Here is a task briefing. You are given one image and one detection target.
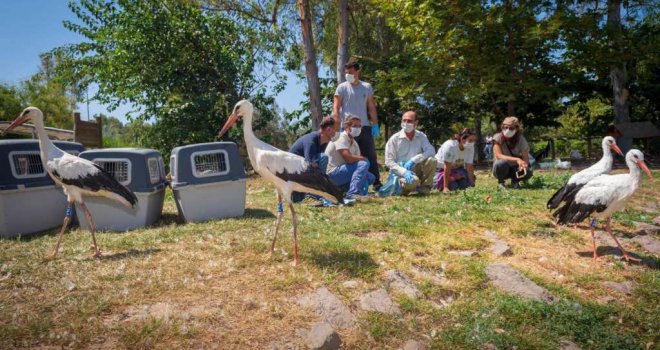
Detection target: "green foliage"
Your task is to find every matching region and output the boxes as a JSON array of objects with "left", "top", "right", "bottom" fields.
[
  {"left": 0, "top": 84, "right": 22, "bottom": 120},
  {"left": 557, "top": 98, "right": 613, "bottom": 138},
  {"left": 52, "top": 0, "right": 283, "bottom": 158}
]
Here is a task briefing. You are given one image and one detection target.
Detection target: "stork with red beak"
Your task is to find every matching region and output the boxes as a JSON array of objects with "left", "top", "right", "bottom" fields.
[
  {"left": 217, "top": 100, "right": 344, "bottom": 266},
  {"left": 547, "top": 136, "right": 624, "bottom": 210},
  {"left": 553, "top": 149, "right": 653, "bottom": 262},
  {"left": 1, "top": 107, "right": 137, "bottom": 259}
]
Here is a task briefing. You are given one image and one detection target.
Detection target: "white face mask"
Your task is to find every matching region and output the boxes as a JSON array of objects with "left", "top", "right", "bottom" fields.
[
  {"left": 349, "top": 126, "right": 362, "bottom": 137},
  {"left": 502, "top": 128, "right": 517, "bottom": 138},
  {"left": 345, "top": 74, "right": 355, "bottom": 84},
  {"left": 330, "top": 131, "right": 340, "bottom": 142},
  {"left": 401, "top": 122, "right": 415, "bottom": 133}
]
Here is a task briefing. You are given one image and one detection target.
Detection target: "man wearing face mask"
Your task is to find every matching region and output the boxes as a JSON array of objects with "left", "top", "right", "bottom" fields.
[
  {"left": 435, "top": 128, "right": 477, "bottom": 192},
  {"left": 289, "top": 116, "right": 338, "bottom": 202},
  {"left": 325, "top": 115, "right": 376, "bottom": 199},
  {"left": 384, "top": 111, "right": 437, "bottom": 195},
  {"left": 492, "top": 116, "right": 533, "bottom": 189},
  {"left": 332, "top": 60, "right": 382, "bottom": 190}
]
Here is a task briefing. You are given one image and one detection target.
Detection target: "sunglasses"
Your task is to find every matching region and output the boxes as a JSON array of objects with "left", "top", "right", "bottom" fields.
[{"left": 502, "top": 126, "right": 517, "bottom": 131}]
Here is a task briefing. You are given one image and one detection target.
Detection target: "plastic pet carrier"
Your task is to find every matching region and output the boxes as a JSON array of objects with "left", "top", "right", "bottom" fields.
[
  {"left": 76, "top": 148, "right": 166, "bottom": 231},
  {"left": 170, "top": 142, "right": 246, "bottom": 222},
  {"left": 0, "top": 140, "right": 84, "bottom": 237}
]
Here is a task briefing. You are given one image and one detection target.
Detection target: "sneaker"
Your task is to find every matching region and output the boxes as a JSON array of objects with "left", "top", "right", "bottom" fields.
[
  {"left": 343, "top": 197, "right": 357, "bottom": 206},
  {"left": 510, "top": 182, "right": 521, "bottom": 189},
  {"left": 498, "top": 183, "right": 506, "bottom": 190}
]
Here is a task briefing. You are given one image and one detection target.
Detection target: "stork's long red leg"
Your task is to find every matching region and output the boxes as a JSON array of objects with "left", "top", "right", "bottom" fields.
[
  {"left": 269, "top": 193, "right": 284, "bottom": 257},
  {"left": 289, "top": 202, "right": 299, "bottom": 266},
  {"left": 605, "top": 218, "right": 641, "bottom": 262},
  {"left": 46, "top": 200, "right": 74, "bottom": 260},
  {"left": 589, "top": 219, "right": 599, "bottom": 262},
  {"left": 80, "top": 202, "right": 101, "bottom": 258}
]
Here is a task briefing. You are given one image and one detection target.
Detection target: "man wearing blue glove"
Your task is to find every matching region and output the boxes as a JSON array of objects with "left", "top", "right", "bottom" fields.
[
  {"left": 384, "top": 111, "right": 437, "bottom": 195},
  {"left": 332, "top": 60, "right": 382, "bottom": 190}
]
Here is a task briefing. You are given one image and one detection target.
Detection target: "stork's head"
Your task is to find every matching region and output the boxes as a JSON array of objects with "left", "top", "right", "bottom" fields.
[
  {"left": 602, "top": 136, "right": 623, "bottom": 156},
  {"left": 217, "top": 100, "right": 253, "bottom": 139},
  {"left": 626, "top": 149, "right": 653, "bottom": 180},
  {"left": 1, "top": 107, "right": 44, "bottom": 135}
]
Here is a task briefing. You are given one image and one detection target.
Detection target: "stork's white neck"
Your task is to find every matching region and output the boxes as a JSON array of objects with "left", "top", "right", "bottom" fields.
[
  {"left": 593, "top": 142, "right": 614, "bottom": 170},
  {"left": 626, "top": 158, "right": 642, "bottom": 190},
  {"left": 31, "top": 119, "right": 61, "bottom": 169},
  {"left": 241, "top": 111, "right": 257, "bottom": 165}
]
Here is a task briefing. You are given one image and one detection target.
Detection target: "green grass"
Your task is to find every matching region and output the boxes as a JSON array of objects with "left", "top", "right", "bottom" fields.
[{"left": 0, "top": 169, "right": 658, "bottom": 349}]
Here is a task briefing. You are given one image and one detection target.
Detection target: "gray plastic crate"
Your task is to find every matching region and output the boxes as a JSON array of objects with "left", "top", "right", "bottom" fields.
[
  {"left": 0, "top": 139, "right": 85, "bottom": 238},
  {"left": 170, "top": 142, "right": 246, "bottom": 222},
  {"left": 76, "top": 148, "right": 166, "bottom": 231}
]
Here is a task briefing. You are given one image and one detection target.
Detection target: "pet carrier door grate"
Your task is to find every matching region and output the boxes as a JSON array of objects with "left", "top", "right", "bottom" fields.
[
  {"left": 192, "top": 150, "right": 229, "bottom": 177},
  {"left": 9, "top": 152, "right": 45, "bottom": 178},
  {"left": 93, "top": 159, "right": 131, "bottom": 185}
]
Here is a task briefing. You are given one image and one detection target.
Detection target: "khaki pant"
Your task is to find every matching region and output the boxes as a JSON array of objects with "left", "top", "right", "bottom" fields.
[{"left": 400, "top": 157, "right": 438, "bottom": 195}]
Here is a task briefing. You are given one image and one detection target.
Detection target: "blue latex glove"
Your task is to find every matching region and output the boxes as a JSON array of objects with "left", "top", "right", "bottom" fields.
[
  {"left": 403, "top": 160, "right": 415, "bottom": 170},
  {"left": 371, "top": 123, "right": 380, "bottom": 138},
  {"left": 403, "top": 170, "right": 416, "bottom": 184}
]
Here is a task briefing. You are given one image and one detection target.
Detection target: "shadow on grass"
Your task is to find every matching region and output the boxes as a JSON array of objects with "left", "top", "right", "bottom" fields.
[
  {"left": 310, "top": 249, "right": 379, "bottom": 279},
  {"left": 577, "top": 247, "right": 659, "bottom": 269},
  {"left": 99, "top": 248, "right": 162, "bottom": 261},
  {"left": 243, "top": 208, "right": 276, "bottom": 219},
  {"left": 156, "top": 212, "right": 183, "bottom": 226}
]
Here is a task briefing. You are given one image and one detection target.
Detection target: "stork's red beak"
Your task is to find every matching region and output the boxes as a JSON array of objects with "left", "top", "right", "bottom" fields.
[
  {"left": 217, "top": 113, "right": 238, "bottom": 139},
  {"left": 637, "top": 160, "right": 653, "bottom": 180},
  {"left": 610, "top": 144, "right": 624, "bottom": 156},
  {"left": 1, "top": 115, "right": 30, "bottom": 136}
]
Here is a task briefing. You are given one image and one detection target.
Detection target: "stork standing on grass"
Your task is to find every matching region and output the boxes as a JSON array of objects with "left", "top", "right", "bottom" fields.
[
  {"left": 553, "top": 149, "right": 653, "bottom": 262},
  {"left": 2, "top": 107, "right": 137, "bottom": 259},
  {"left": 547, "top": 136, "right": 624, "bottom": 210},
  {"left": 217, "top": 100, "right": 344, "bottom": 266}
]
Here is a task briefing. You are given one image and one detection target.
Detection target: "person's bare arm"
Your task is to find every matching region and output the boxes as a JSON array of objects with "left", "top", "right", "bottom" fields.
[
  {"left": 493, "top": 143, "right": 524, "bottom": 165},
  {"left": 367, "top": 95, "right": 378, "bottom": 124},
  {"left": 520, "top": 150, "right": 530, "bottom": 169},
  {"left": 332, "top": 95, "right": 341, "bottom": 131},
  {"left": 339, "top": 148, "right": 365, "bottom": 164}
]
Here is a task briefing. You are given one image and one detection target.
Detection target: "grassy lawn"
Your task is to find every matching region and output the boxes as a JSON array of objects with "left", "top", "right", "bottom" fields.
[{"left": 1, "top": 169, "right": 658, "bottom": 349}]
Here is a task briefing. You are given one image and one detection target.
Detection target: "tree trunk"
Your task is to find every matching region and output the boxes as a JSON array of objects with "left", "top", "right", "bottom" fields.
[
  {"left": 607, "top": 0, "right": 632, "bottom": 152},
  {"left": 336, "top": 0, "right": 349, "bottom": 84},
  {"left": 474, "top": 116, "right": 482, "bottom": 164},
  {"left": 298, "top": 0, "right": 323, "bottom": 129},
  {"left": 507, "top": 101, "right": 515, "bottom": 116}
]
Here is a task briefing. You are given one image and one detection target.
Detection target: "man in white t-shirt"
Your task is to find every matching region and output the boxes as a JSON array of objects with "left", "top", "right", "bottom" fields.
[
  {"left": 325, "top": 115, "right": 375, "bottom": 199},
  {"left": 435, "top": 128, "right": 477, "bottom": 192}
]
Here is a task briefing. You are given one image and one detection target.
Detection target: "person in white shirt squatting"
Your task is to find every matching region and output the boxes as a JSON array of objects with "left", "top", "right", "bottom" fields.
[
  {"left": 435, "top": 128, "right": 477, "bottom": 193},
  {"left": 384, "top": 111, "right": 437, "bottom": 195},
  {"left": 325, "top": 115, "right": 376, "bottom": 199}
]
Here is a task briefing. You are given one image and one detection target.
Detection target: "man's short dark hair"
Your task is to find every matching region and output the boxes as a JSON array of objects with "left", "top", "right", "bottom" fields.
[
  {"left": 344, "top": 61, "right": 360, "bottom": 70},
  {"left": 320, "top": 116, "right": 335, "bottom": 129}
]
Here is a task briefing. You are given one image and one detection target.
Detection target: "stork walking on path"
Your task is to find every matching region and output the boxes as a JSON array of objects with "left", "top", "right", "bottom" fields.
[
  {"left": 2, "top": 107, "right": 137, "bottom": 259},
  {"left": 217, "top": 100, "right": 344, "bottom": 266},
  {"left": 553, "top": 149, "right": 653, "bottom": 262},
  {"left": 547, "top": 136, "right": 623, "bottom": 210}
]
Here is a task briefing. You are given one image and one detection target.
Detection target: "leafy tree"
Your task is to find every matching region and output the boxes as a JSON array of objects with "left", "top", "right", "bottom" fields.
[
  {"left": 52, "top": 0, "right": 281, "bottom": 159},
  {"left": 0, "top": 84, "right": 22, "bottom": 120}
]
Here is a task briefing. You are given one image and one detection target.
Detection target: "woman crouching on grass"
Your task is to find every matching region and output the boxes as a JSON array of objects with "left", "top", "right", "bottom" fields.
[
  {"left": 492, "top": 116, "right": 533, "bottom": 189},
  {"left": 435, "top": 128, "right": 477, "bottom": 193}
]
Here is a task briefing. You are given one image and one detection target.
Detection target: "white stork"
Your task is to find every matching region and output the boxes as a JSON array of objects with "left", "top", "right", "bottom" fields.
[
  {"left": 547, "top": 136, "right": 624, "bottom": 210},
  {"left": 553, "top": 149, "right": 653, "bottom": 262},
  {"left": 217, "top": 100, "right": 344, "bottom": 266},
  {"left": 2, "top": 107, "right": 137, "bottom": 259}
]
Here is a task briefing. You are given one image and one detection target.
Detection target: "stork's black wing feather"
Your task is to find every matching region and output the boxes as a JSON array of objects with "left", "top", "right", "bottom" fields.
[
  {"left": 275, "top": 163, "right": 344, "bottom": 204},
  {"left": 53, "top": 165, "right": 138, "bottom": 207}
]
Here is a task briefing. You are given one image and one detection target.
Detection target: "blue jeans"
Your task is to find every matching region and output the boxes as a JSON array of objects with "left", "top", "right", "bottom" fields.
[
  {"left": 354, "top": 125, "right": 381, "bottom": 186},
  {"left": 328, "top": 160, "right": 375, "bottom": 197},
  {"left": 291, "top": 153, "right": 329, "bottom": 203}
]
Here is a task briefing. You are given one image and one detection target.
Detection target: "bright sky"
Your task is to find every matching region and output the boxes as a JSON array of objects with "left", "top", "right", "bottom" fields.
[{"left": 0, "top": 0, "right": 306, "bottom": 123}]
